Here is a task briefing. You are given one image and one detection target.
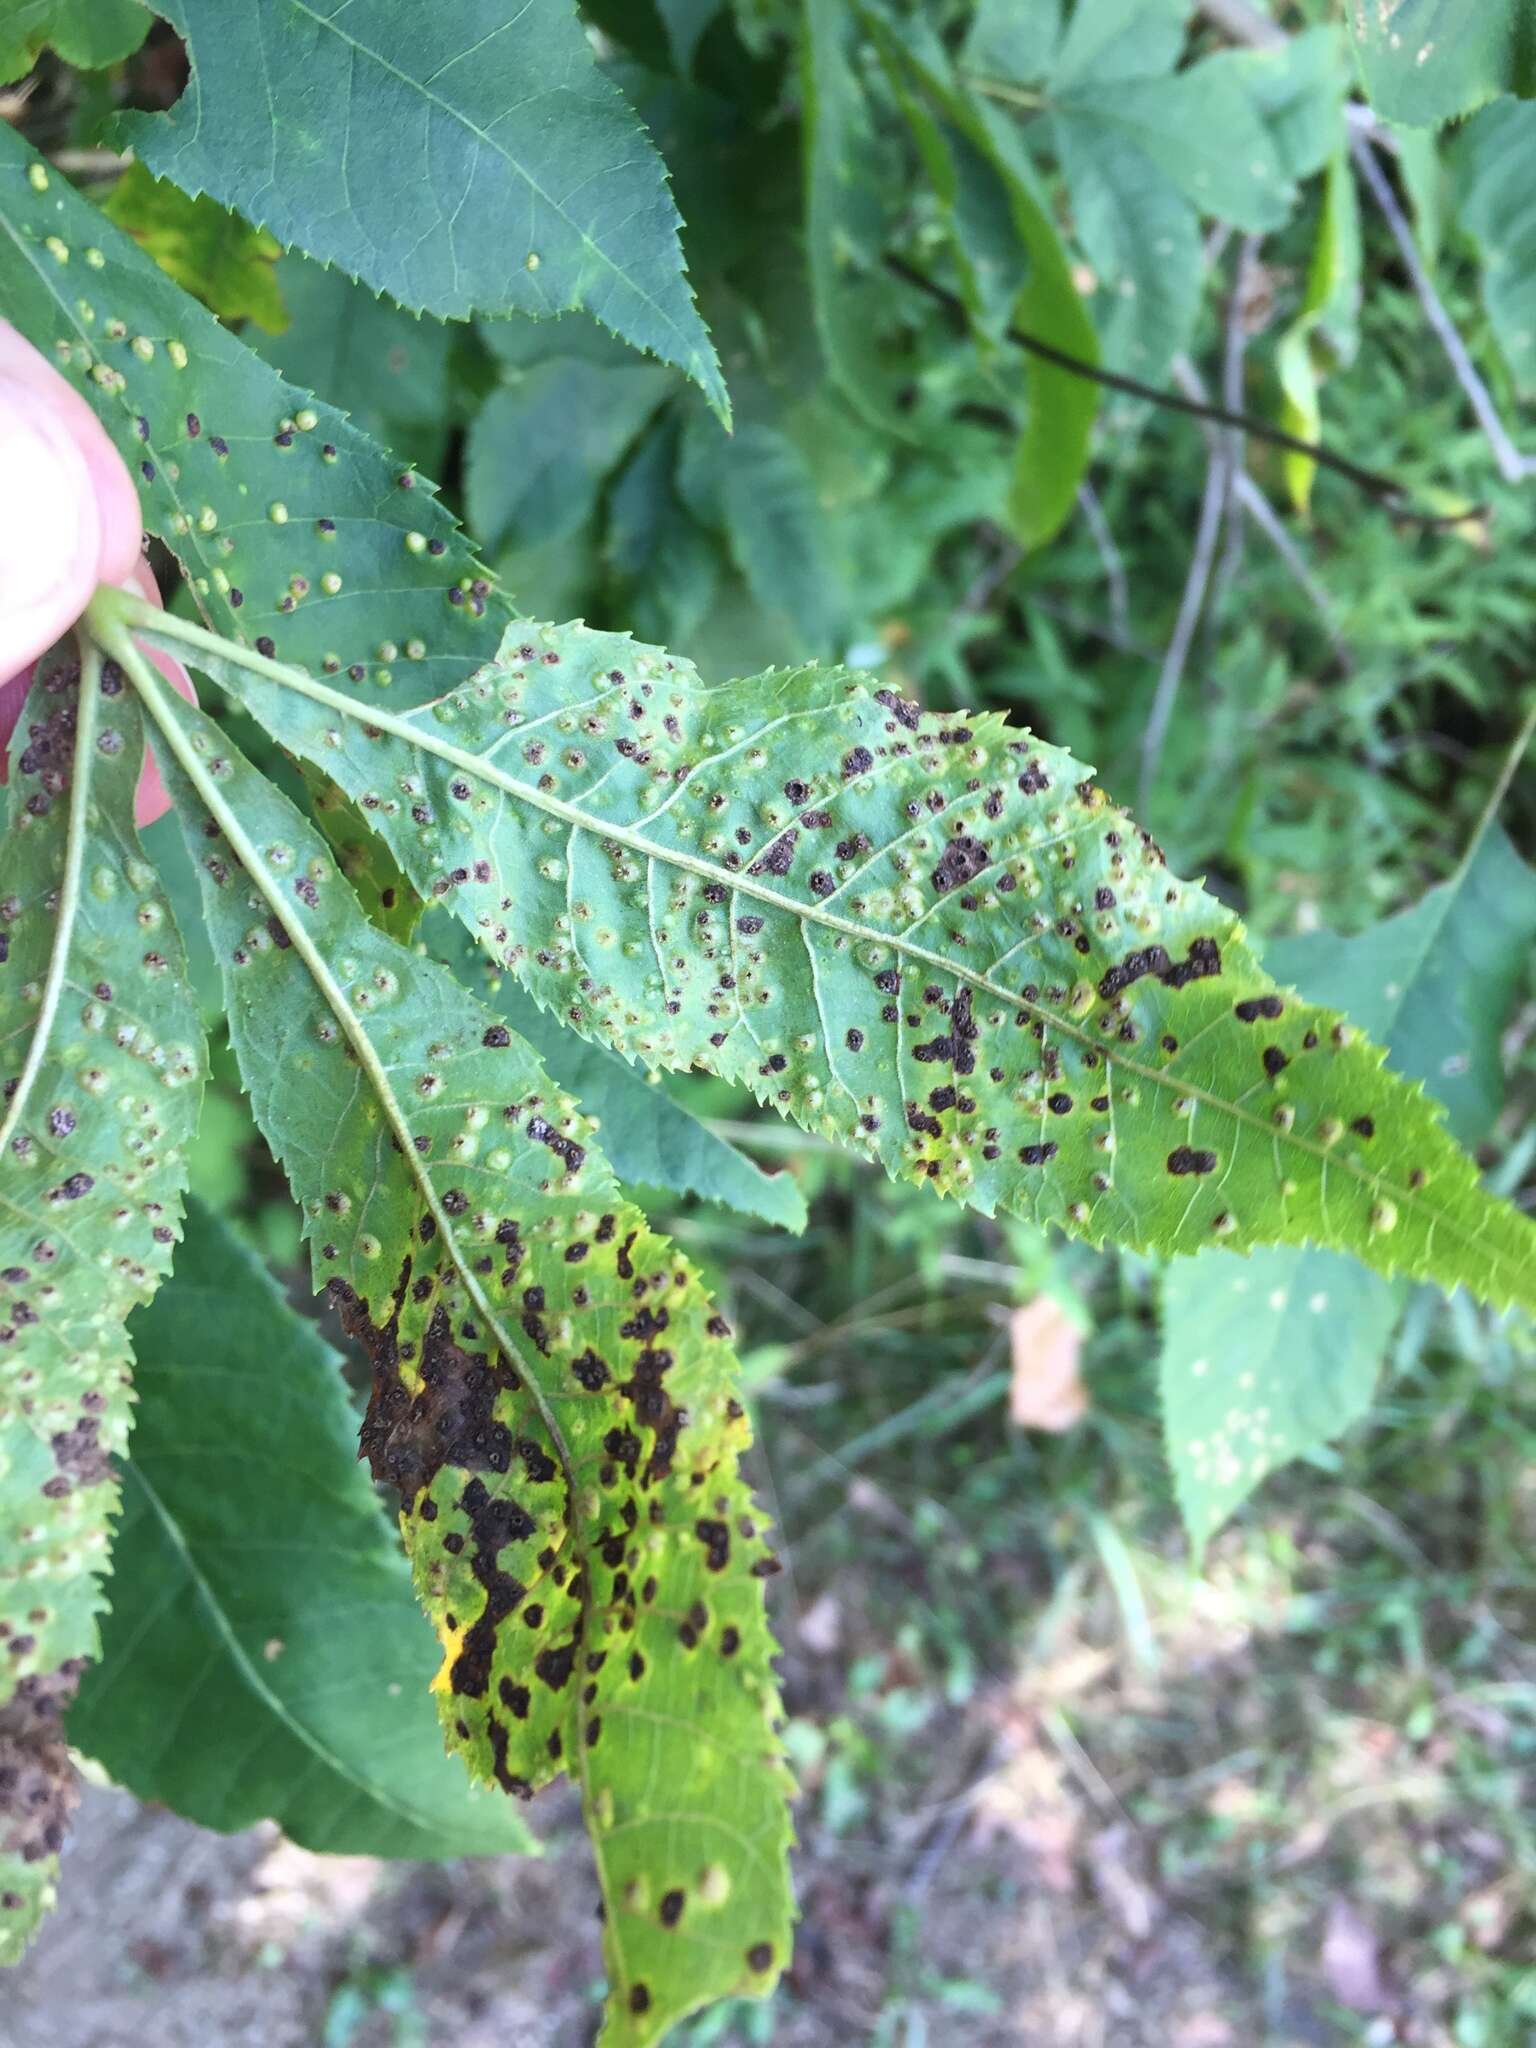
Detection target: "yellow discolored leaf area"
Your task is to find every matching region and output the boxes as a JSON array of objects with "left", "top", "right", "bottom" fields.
[{"left": 104, "top": 162, "right": 287, "bottom": 333}]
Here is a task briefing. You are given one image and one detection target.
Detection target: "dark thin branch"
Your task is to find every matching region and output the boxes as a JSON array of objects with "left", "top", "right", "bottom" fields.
[{"left": 884, "top": 252, "right": 1486, "bottom": 529}]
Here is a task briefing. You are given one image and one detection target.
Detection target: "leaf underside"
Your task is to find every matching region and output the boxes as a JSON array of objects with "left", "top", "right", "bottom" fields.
[
  {"left": 0, "top": 125, "right": 503, "bottom": 702},
  {"left": 136, "top": 672, "right": 792, "bottom": 2045},
  {"left": 0, "top": 647, "right": 203, "bottom": 1960},
  {"left": 151, "top": 612, "right": 1536, "bottom": 1317}
]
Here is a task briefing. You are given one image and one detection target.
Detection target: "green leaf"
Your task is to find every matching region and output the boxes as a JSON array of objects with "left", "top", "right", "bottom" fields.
[
  {"left": 1053, "top": 56, "right": 1297, "bottom": 235},
  {"left": 0, "top": 0, "right": 149, "bottom": 83},
  {"left": 137, "top": 606, "right": 1536, "bottom": 1316},
  {"left": 1052, "top": 109, "right": 1201, "bottom": 382},
  {"left": 1449, "top": 97, "right": 1536, "bottom": 401},
  {"left": 863, "top": 7, "right": 1099, "bottom": 550},
  {"left": 0, "top": 126, "right": 503, "bottom": 704},
  {"left": 679, "top": 420, "right": 843, "bottom": 651},
  {"left": 1275, "top": 148, "right": 1362, "bottom": 513},
  {"left": 249, "top": 254, "right": 461, "bottom": 444},
  {"left": 801, "top": 0, "right": 910, "bottom": 435},
  {"left": 1348, "top": 0, "right": 1536, "bottom": 127},
  {"left": 1227, "top": 26, "right": 1348, "bottom": 183},
  {"left": 466, "top": 357, "right": 672, "bottom": 558},
  {"left": 607, "top": 420, "right": 722, "bottom": 647},
  {"left": 102, "top": 162, "right": 287, "bottom": 335},
  {"left": 0, "top": 643, "right": 204, "bottom": 1960},
  {"left": 1161, "top": 1246, "right": 1409, "bottom": 1555},
  {"left": 1264, "top": 825, "right": 1536, "bottom": 1151},
  {"left": 1163, "top": 825, "right": 1536, "bottom": 1548},
  {"left": 112, "top": 0, "right": 728, "bottom": 417},
  {"left": 474, "top": 969, "right": 808, "bottom": 1233},
  {"left": 67, "top": 1199, "right": 538, "bottom": 1857},
  {"left": 104, "top": 637, "right": 793, "bottom": 2045}
]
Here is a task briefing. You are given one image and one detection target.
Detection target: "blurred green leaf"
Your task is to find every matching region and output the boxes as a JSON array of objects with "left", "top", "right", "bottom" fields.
[
  {"left": 0, "top": 0, "right": 148, "bottom": 83},
  {"left": 466, "top": 355, "right": 672, "bottom": 555},
  {"left": 1449, "top": 96, "right": 1536, "bottom": 399},
  {"left": 608, "top": 418, "right": 723, "bottom": 645},
  {"left": 103, "top": 163, "right": 287, "bottom": 333},
  {"left": 1276, "top": 147, "right": 1362, "bottom": 512},
  {"left": 69, "top": 1201, "right": 540, "bottom": 1859},
  {"left": 1349, "top": 0, "right": 1536, "bottom": 127}
]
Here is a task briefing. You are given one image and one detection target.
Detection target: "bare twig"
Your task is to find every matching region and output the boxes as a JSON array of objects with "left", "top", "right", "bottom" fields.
[
  {"left": 886, "top": 253, "right": 1482, "bottom": 526},
  {"left": 1138, "top": 449, "right": 1228, "bottom": 811},
  {"left": 1349, "top": 130, "right": 1536, "bottom": 487},
  {"left": 1075, "top": 482, "right": 1130, "bottom": 647}
]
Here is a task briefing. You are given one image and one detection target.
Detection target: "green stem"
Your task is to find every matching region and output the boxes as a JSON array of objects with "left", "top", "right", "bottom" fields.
[{"left": 0, "top": 637, "right": 101, "bottom": 1154}]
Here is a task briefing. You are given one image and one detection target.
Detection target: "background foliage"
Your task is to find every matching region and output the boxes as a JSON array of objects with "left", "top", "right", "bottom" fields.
[{"left": 3, "top": 1, "right": 1536, "bottom": 2042}]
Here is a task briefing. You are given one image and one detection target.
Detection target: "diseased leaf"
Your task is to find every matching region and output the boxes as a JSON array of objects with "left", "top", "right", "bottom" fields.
[
  {"left": 113, "top": 0, "right": 729, "bottom": 415},
  {"left": 301, "top": 765, "right": 425, "bottom": 943},
  {"left": 1348, "top": 0, "right": 1536, "bottom": 127},
  {"left": 0, "top": 644, "right": 204, "bottom": 1961},
  {"left": 0, "top": 127, "right": 503, "bottom": 704},
  {"left": 102, "top": 163, "right": 287, "bottom": 335},
  {"left": 138, "top": 606, "right": 1536, "bottom": 1315},
  {"left": 1163, "top": 825, "right": 1536, "bottom": 1548},
  {"left": 0, "top": 0, "right": 148, "bottom": 83},
  {"left": 108, "top": 645, "right": 792, "bottom": 2045},
  {"left": 68, "top": 1199, "right": 538, "bottom": 1858},
  {"left": 478, "top": 972, "right": 808, "bottom": 1233},
  {"left": 1449, "top": 97, "right": 1536, "bottom": 400}
]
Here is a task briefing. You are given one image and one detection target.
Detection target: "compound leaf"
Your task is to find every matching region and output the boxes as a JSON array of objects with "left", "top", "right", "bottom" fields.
[
  {"left": 113, "top": 649, "right": 792, "bottom": 2045},
  {"left": 68, "top": 1198, "right": 539, "bottom": 1859},
  {"left": 138, "top": 608, "right": 1536, "bottom": 1317},
  {"left": 0, "top": 124, "right": 502, "bottom": 703},
  {"left": 0, "top": 644, "right": 204, "bottom": 1960},
  {"left": 113, "top": 0, "right": 728, "bottom": 416}
]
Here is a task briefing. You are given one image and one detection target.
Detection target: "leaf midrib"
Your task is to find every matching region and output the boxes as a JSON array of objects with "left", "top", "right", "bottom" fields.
[
  {"left": 133, "top": 609, "right": 1526, "bottom": 1295},
  {"left": 0, "top": 639, "right": 98, "bottom": 1155}
]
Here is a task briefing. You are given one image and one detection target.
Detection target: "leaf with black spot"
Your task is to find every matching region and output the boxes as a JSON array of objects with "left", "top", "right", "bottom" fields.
[
  {"left": 0, "top": 645, "right": 204, "bottom": 1961},
  {"left": 154, "top": 611, "right": 1536, "bottom": 1315},
  {"left": 125, "top": 667, "right": 791, "bottom": 2045}
]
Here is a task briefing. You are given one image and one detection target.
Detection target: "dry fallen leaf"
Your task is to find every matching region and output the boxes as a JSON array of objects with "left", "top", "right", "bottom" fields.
[{"left": 1008, "top": 1296, "right": 1087, "bottom": 1432}]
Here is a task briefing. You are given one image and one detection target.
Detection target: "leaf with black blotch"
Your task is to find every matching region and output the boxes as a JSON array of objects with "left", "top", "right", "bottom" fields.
[
  {"left": 116, "top": 655, "right": 792, "bottom": 2046},
  {"left": 68, "top": 1198, "right": 538, "bottom": 1860},
  {"left": 0, "top": 645, "right": 204, "bottom": 1960}
]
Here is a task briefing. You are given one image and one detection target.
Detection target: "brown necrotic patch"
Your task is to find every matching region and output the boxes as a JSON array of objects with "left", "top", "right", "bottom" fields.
[
  {"left": 1167, "top": 1147, "right": 1218, "bottom": 1176},
  {"left": 1098, "top": 935, "right": 1221, "bottom": 1002}
]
